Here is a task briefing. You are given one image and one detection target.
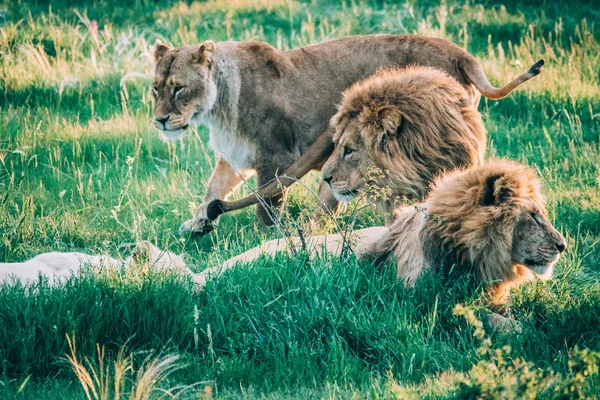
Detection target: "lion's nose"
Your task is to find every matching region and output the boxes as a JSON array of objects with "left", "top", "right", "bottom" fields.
[
  {"left": 155, "top": 115, "right": 170, "bottom": 125},
  {"left": 323, "top": 176, "right": 332, "bottom": 186},
  {"left": 556, "top": 238, "right": 566, "bottom": 253}
]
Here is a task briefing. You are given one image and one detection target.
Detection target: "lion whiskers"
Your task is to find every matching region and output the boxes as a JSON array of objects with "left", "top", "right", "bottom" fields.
[
  {"left": 164, "top": 114, "right": 186, "bottom": 130},
  {"left": 330, "top": 181, "right": 360, "bottom": 202}
]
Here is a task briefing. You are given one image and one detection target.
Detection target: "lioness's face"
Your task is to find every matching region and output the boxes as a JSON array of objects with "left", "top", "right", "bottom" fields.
[
  {"left": 151, "top": 41, "right": 216, "bottom": 141},
  {"left": 511, "top": 208, "right": 566, "bottom": 275},
  {"left": 321, "top": 130, "right": 377, "bottom": 202}
]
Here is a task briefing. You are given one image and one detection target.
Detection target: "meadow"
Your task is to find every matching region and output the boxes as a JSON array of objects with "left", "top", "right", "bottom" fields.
[{"left": 1, "top": 0, "right": 600, "bottom": 397}]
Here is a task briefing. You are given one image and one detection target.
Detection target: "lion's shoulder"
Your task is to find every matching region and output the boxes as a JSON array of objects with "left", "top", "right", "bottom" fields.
[{"left": 236, "top": 41, "right": 295, "bottom": 78}]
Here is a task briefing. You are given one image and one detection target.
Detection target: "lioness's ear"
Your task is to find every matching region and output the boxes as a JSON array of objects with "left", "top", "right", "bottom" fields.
[
  {"left": 153, "top": 39, "right": 172, "bottom": 61},
  {"left": 481, "top": 174, "right": 517, "bottom": 206},
  {"left": 195, "top": 40, "right": 215, "bottom": 67}
]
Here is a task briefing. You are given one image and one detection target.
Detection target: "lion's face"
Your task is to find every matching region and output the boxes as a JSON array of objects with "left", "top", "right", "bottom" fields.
[
  {"left": 512, "top": 209, "right": 566, "bottom": 275},
  {"left": 424, "top": 160, "right": 567, "bottom": 283},
  {"left": 151, "top": 41, "right": 217, "bottom": 141},
  {"left": 322, "top": 128, "right": 378, "bottom": 202}
]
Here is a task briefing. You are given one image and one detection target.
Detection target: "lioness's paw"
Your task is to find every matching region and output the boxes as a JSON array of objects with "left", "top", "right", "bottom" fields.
[
  {"left": 179, "top": 203, "right": 221, "bottom": 236},
  {"left": 179, "top": 217, "right": 215, "bottom": 236}
]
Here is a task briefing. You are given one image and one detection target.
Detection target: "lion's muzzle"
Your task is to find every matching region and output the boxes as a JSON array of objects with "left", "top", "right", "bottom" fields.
[
  {"left": 154, "top": 115, "right": 170, "bottom": 128},
  {"left": 152, "top": 113, "right": 188, "bottom": 131},
  {"left": 153, "top": 113, "right": 189, "bottom": 142}
]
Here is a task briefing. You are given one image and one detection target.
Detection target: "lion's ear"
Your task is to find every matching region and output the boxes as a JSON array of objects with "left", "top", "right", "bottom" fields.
[
  {"left": 153, "top": 39, "right": 172, "bottom": 61},
  {"left": 195, "top": 40, "right": 215, "bottom": 67},
  {"left": 481, "top": 174, "right": 518, "bottom": 206},
  {"left": 378, "top": 114, "right": 403, "bottom": 153}
]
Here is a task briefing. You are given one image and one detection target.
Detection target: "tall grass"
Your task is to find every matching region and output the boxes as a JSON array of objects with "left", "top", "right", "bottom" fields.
[
  {"left": 65, "top": 335, "right": 196, "bottom": 400},
  {"left": 1, "top": 0, "right": 600, "bottom": 398}
]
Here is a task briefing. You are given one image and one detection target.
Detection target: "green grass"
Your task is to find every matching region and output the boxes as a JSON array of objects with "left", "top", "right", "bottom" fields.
[{"left": 1, "top": 0, "right": 600, "bottom": 398}]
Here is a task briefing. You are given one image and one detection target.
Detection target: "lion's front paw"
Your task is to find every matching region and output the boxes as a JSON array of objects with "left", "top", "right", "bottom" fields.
[
  {"left": 178, "top": 217, "right": 215, "bottom": 236},
  {"left": 179, "top": 203, "right": 220, "bottom": 236},
  {"left": 487, "top": 312, "right": 522, "bottom": 334}
]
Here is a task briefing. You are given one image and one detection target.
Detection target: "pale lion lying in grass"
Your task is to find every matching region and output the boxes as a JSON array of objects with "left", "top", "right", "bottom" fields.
[
  {"left": 196, "top": 160, "right": 567, "bottom": 327},
  {"left": 0, "top": 241, "right": 189, "bottom": 286}
]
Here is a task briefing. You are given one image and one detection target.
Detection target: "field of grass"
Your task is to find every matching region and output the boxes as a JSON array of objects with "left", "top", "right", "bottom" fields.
[{"left": 1, "top": 0, "right": 600, "bottom": 398}]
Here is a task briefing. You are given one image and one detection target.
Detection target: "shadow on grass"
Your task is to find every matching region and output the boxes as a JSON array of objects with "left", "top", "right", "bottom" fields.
[{"left": 1, "top": 74, "right": 149, "bottom": 124}]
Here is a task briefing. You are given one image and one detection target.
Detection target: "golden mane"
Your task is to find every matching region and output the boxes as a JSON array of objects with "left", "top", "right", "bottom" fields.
[
  {"left": 325, "top": 67, "right": 487, "bottom": 208},
  {"left": 422, "top": 159, "right": 545, "bottom": 281},
  {"left": 374, "top": 158, "right": 564, "bottom": 313}
]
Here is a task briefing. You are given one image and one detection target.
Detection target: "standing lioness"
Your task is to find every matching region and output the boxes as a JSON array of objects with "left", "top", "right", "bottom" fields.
[{"left": 151, "top": 35, "right": 544, "bottom": 234}]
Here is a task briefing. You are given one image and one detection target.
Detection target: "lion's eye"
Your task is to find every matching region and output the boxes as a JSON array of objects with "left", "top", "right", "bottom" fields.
[
  {"left": 343, "top": 146, "right": 354, "bottom": 157},
  {"left": 174, "top": 86, "right": 185, "bottom": 97},
  {"left": 531, "top": 213, "right": 542, "bottom": 227}
]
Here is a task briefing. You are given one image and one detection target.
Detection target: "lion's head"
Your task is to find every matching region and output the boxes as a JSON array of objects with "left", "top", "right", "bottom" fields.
[
  {"left": 321, "top": 67, "right": 486, "bottom": 206},
  {"left": 151, "top": 40, "right": 217, "bottom": 141},
  {"left": 130, "top": 241, "right": 187, "bottom": 272},
  {"left": 421, "top": 159, "right": 566, "bottom": 282}
]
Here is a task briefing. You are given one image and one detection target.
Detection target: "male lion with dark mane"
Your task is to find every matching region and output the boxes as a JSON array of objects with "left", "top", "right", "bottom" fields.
[
  {"left": 196, "top": 160, "right": 567, "bottom": 325},
  {"left": 151, "top": 35, "right": 544, "bottom": 234},
  {"left": 320, "top": 66, "right": 486, "bottom": 221}
]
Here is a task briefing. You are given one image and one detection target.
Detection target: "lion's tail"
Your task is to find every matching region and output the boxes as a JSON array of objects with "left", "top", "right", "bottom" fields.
[
  {"left": 206, "top": 128, "right": 335, "bottom": 221},
  {"left": 460, "top": 58, "right": 544, "bottom": 100}
]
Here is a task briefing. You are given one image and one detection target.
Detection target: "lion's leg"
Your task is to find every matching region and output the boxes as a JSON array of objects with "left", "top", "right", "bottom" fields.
[
  {"left": 311, "top": 180, "right": 342, "bottom": 226},
  {"left": 193, "top": 234, "right": 348, "bottom": 288},
  {"left": 485, "top": 265, "right": 553, "bottom": 333},
  {"left": 486, "top": 265, "right": 536, "bottom": 315},
  {"left": 486, "top": 278, "right": 526, "bottom": 333},
  {"left": 487, "top": 280, "right": 518, "bottom": 316},
  {"left": 255, "top": 191, "right": 287, "bottom": 226},
  {"left": 486, "top": 313, "right": 522, "bottom": 333},
  {"left": 180, "top": 158, "right": 254, "bottom": 235},
  {"left": 254, "top": 166, "right": 290, "bottom": 227},
  {"left": 193, "top": 238, "right": 292, "bottom": 287},
  {"left": 193, "top": 227, "right": 389, "bottom": 290}
]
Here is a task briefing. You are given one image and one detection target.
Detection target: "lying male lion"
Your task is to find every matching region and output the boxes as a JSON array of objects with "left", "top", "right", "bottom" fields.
[
  {"left": 0, "top": 242, "right": 188, "bottom": 286},
  {"left": 151, "top": 35, "right": 544, "bottom": 234},
  {"left": 196, "top": 160, "right": 567, "bottom": 320}
]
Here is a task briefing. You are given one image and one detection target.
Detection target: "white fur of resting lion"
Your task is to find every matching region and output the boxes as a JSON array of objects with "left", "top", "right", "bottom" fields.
[{"left": 0, "top": 241, "right": 196, "bottom": 286}]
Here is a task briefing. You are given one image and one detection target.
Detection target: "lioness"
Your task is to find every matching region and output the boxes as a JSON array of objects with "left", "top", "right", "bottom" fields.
[
  {"left": 319, "top": 66, "right": 486, "bottom": 221},
  {"left": 152, "top": 35, "right": 543, "bottom": 233},
  {"left": 197, "top": 160, "right": 567, "bottom": 320}
]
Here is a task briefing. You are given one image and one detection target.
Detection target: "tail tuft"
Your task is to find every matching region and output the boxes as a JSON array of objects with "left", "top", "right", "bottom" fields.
[
  {"left": 206, "top": 200, "right": 226, "bottom": 221},
  {"left": 527, "top": 59, "right": 545, "bottom": 77}
]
